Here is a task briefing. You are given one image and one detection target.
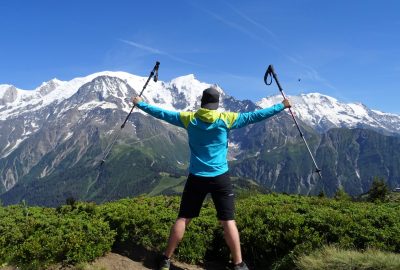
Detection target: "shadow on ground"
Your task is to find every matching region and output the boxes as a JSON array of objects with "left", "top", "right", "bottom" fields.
[{"left": 113, "top": 242, "right": 230, "bottom": 270}]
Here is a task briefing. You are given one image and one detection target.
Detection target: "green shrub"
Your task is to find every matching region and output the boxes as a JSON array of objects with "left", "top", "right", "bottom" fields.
[
  {"left": 99, "top": 196, "right": 178, "bottom": 248},
  {"left": 334, "top": 187, "right": 351, "bottom": 201},
  {"left": 367, "top": 176, "right": 390, "bottom": 202},
  {"left": 235, "top": 194, "right": 400, "bottom": 269},
  {"left": 175, "top": 201, "right": 220, "bottom": 263},
  {"left": 1, "top": 193, "right": 400, "bottom": 269},
  {"left": 98, "top": 196, "right": 219, "bottom": 263},
  {"left": 99, "top": 194, "right": 400, "bottom": 268},
  {"left": 0, "top": 203, "right": 115, "bottom": 270}
]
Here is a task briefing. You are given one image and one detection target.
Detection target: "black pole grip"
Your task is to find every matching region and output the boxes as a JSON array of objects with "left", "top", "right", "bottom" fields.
[
  {"left": 264, "top": 65, "right": 273, "bottom": 85},
  {"left": 153, "top": 61, "right": 160, "bottom": 82}
]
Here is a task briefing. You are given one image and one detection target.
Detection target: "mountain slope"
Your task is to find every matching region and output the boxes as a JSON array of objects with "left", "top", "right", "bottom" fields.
[
  {"left": 258, "top": 93, "right": 400, "bottom": 135},
  {"left": 230, "top": 124, "right": 400, "bottom": 196},
  {"left": 1, "top": 71, "right": 400, "bottom": 206}
]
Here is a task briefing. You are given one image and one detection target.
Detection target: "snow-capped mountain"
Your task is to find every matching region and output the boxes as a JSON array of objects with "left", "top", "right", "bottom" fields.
[
  {"left": 0, "top": 73, "right": 213, "bottom": 155},
  {"left": 2, "top": 72, "right": 399, "bottom": 135},
  {"left": 1, "top": 71, "right": 400, "bottom": 205},
  {"left": 258, "top": 93, "right": 400, "bottom": 135},
  {"left": 0, "top": 72, "right": 217, "bottom": 121},
  {"left": 0, "top": 72, "right": 226, "bottom": 194}
]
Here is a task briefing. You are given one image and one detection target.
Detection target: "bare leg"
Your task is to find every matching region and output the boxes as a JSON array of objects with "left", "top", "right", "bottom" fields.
[
  {"left": 164, "top": 217, "right": 192, "bottom": 258},
  {"left": 220, "top": 220, "right": 242, "bottom": 265}
]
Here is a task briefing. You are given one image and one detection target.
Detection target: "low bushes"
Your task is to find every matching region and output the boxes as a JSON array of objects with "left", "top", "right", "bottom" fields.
[
  {"left": 99, "top": 194, "right": 400, "bottom": 269},
  {"left": 0, "top": 203, "right": 115, "bottom": 270},
  {"left": 236, "top": 194, "right": 400, "bottom": 269},
  {"left": 98, "top": 196, "right": 221, "bottom": 263},
  {"left": 1, "top": 194, "right": 399, "bottom": 269}
]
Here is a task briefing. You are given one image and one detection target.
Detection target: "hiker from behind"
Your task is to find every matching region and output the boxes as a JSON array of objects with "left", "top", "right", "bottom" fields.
[{"left": 132, "top": 87, "right": 291, "bottom": 270}]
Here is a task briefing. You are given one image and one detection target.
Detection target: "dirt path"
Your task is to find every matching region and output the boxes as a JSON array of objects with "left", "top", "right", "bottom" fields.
[
  {"left": 100, "top": 243, "right": 230, "bottom": 270},
  {"left": 86, "top": 252, "right": 210, "bottom": 270},
  {"left": 0, "top": 242, "right": 230, "bottom": 270},
  {"left": 0, "top": 253, "right": 202, "bottom": 270},
  {"left": 0, "top": 252, "right": 228, "bottom": 270}
]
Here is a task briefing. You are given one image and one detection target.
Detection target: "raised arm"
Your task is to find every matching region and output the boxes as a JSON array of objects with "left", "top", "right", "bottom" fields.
[
  {"left": 132, "top": 96, "right": 185, "bottom": 128},
  {"left": 230, "top": 99, "right": 290, "bottom": 129}
]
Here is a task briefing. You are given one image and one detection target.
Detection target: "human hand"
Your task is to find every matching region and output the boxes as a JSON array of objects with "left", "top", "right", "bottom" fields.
[
  {"left": 282, "top": 98, "right": 291, "bottom": 109},
  {"left": 132, "top": 96, "right": 143, "bottom": 105}
]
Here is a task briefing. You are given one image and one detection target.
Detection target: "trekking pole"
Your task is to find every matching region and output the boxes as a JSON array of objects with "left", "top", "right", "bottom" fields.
[
  {"left": 264, "top": 65, "right": 322, "bottom": 178},
  {"left": 99, "top": 61, "right": 160, "bottom": 166}
]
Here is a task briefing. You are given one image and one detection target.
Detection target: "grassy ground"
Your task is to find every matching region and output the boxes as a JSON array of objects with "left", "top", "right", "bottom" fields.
[
  {"left": 147, "top": 173, "right": 186, "bottom": 196},
  {"left": 296, "top": 246, "right": 400, "bottom": 270},
  {"left": 388, "top": 191, "right": 400, "bottom": 202}
]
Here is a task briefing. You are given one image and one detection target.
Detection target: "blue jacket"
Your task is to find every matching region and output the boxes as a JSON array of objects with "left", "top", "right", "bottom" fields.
[{"left": 136, "top": 101, "right": 285, "bottom": 177}]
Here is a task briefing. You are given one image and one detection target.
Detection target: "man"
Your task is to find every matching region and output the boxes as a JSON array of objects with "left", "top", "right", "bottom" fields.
[{"left": 132, "top": 87, "right": 291, "bottom": 270}]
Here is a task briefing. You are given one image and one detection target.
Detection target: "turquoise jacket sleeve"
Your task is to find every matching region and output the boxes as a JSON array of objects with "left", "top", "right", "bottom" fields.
[
  {"left": 136, "top": 101, "right": 185, "bottom": 128},
  {"left": 230, "top": 103, "right": 285, "bottom": 129}
]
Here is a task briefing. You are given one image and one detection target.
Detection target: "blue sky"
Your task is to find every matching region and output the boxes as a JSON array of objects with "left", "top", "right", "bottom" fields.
[{"left": 1, "top": 0, "right": 399, "bottom": 113}]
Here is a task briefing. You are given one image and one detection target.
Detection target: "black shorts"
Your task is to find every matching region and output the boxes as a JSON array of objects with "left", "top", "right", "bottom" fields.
[{"left": 178, "top": 172, "right": 235, "bottom": 221}]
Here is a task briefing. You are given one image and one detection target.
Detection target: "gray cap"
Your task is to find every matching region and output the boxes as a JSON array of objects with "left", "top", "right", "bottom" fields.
[{"left": 201, "top": 87, "right": 220, "bottom": 110}]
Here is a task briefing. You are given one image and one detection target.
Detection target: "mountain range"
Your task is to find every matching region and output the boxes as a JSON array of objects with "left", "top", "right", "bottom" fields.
[{"left": 1, "top": 71, "right": 399, "bottom": 206}]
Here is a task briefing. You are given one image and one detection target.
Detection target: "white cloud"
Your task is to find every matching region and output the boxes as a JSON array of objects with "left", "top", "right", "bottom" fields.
[{"left": 120, "top": 39, "right": 201, "bottom": 66}]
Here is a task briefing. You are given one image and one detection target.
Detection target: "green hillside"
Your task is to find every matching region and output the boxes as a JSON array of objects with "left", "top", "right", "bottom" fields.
[{"left": 2, "top": 109, "right": 400, "bottom": 207}]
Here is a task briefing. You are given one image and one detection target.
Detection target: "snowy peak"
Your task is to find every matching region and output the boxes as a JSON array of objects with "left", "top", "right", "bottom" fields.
[
  {"left": 169, "top": 74, "right": 213, "bottom": 96},
  {"left": 164, "top": 74, "right": 216, "bottom": 110},
  {"left": 37, "top": 79, "right": 63, "bottom": 96},
  {"left": 0, "top": 85, "right": 18, "bottom": 105},
  {"left": 1, "top": 73, "right": 399, "bottom": 135},
  {"left": 258, "top": 92, "right": 400, "bottom": 134},
  {"left": 0, "top": 71, "right": 220, "bottom": 121},
  {"left": 0, "top": 72, "right": 132, "bottom": 120}
]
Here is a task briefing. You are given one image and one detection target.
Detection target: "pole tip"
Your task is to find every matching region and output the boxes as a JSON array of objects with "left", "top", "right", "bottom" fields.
[{"left": 315, "top": 168, "right": 322, "bottom": 178}]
